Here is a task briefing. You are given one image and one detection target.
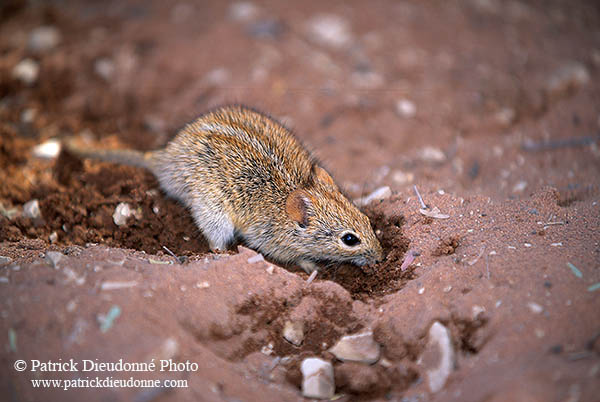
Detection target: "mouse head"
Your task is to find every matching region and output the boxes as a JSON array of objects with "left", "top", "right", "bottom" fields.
[{"left": 286, "top": 166, "right": 384, "bottom": 266}]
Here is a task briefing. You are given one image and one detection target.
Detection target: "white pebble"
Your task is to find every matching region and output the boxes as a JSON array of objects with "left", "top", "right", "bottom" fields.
[
  {"left": 195, "top": 281, "right": 210, "bottom": 289},
  {"left": 23, "top": 199, "right": 41, "bottom": 219},
  {"left": 203, "top": 68, "right": 230, "bottom": 86},
  {"left": 247, "top": 253, "right": 265, "bottom": 264},
  {"left": 527, "top": 302, "right": 543, "bottom": 314},
  {"left": 494, "top": 107, "right": 516, "bottom": 126},
  {"left": 418, "top": 146, "right": 446, "bottom": 163},
  {"left": 329, "top": 330, "right": 380, "bottom": 364},
  {"left": 261, "top": 343, "right": 274, "bottom": 355},
  {"left": 395, "top": 99, "right": 416, "bottom": 117},
  {"left": 32, "top": 139, "right": 61, "bottom": 159},
  {"left": 66, "top": 300, "right": 77, "bottom": 312},
  {"left": 546, "top": 61, "right": 590, "bottom": 98},
  {"left": 391, "top": 170, "right": 414, "bottom": 185},
  {"left": 418, "top": 287, "right": 425, "bottom": 295},
  {"left": 306, "top": 14, "right": 352, "bottom": 48},
  {"left": 45, "top": 251, "right": 63, "bottom": 269},
  {"left": 100, "top": 281, "right": 138, "bottom": 291},
  {"left": 229, "top": 2, "right": 258, "bottom": 21},
  {"left": 49, "top": 231, "right": 58, "bottom": 244},
  {"left": 301, "top": 358, "right": 335, "bottom": 399},
  {"left": 354, "top": 186, "right": 391, "bottom": 206},
  {"left": 112, "top": 203, "right": 139, "bottom": 226},
  {"left": 28, "top": 26, "right": 61, "bottom": 52},
  {"left": 472, "top": 305, "right": 486, "bottom": 319},
  {"left": 512, "top": 180, "right": 528, "bottom": 193},
  {"left": 283, "top": 321, "right": 305, "bottom": 346},
  {"left": 94, "top": 58, "right": 115, "bottom": 81},
  {"left": 425, "top": 322, "right": 455, "bottom": 393},
  {"left": 21, "top": 108, "right": 36, "bottom": 123},
  {"left": 12, "top": 59, "right": 39, "bottom": 85}
]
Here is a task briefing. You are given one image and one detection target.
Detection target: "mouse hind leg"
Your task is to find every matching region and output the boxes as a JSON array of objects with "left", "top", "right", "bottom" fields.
[{"left": 189, "top": 203, "right": 235, "bottom": 252}]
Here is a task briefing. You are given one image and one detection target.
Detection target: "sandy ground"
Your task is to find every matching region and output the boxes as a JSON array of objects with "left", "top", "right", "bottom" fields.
[{"left": 1, "top": 0, "right": 599, "bottom": 401}]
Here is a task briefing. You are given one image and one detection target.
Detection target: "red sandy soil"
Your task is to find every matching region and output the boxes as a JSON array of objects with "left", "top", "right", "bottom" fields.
[{"left": 1, "top": 1, "right": 599, "bottom": 401}]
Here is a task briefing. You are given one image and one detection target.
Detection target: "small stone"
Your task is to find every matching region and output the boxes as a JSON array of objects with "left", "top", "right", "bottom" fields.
[
  {"left": 21, "top": 108, "right": 36, "bottom": 124},
  {"left": 229, "top": 2, "right": 258, "bottom": 21},
  {"left": 49, "top": 231, "right": 58, "bottom": 244},
  {"left": 527, "top": 302, "right": 543, "bottom": 314},
  {"left": 494, "top": 107, "right": 516, "bottom": 126},
  {"left": 395, "top": 99, "right": 416, "bottom": 117},
  {"left": 546, "top": 61, "right": 590, "bottom": 99},
  {"left": 301, "top": 357, "right": 335, "bottom": 399},
  {"left": 28, "top": 26, "right": 61, "bottom": 52},
  {"left": 66, "top": 300, "right": 77, "bottom": 312},
  {"left": 329, "top": 330, "right": 380, "bottom": 364},
  {"left": 354, "top": 186, "right": 391, "bottom": 206},
  {"left": 283, "top": 321, "right": 304, "bottom": 346},
  {"left": 374, "top": 165, "right": 390, "bottom": 183},
  {"left": 195, "top": 281, "right": 210, "bottom": 289},
  {"left": 32, "top": 139, "right": 61, "bottom": 159},
  {"left": 418, "top": 146, "right": 446, "bottom": 163},
  {"left": 12, "top": 59, "right": 39, "bottom": 85},
  {"left": 472, "top": 305, "right": 486, "bottom": 319},
  {"left": 0, "top": 256, "right": 12, "bottom": 265},
  {"left": 261, "top": 343, "right": 274, "bottom": 355},
  {"left": 112, "top": 203, "right": 138, "bottom": 226},
  {"left": 306, "top": 14, "right": 352, "bottom": 48},
  {"left": 94, "top": 58, "right": 115, "bottom": 80},
  {"left": 443, "top": 285, "right": 452, "bottom": 293},
  {"left": 418, "top": 287, "right": 425, "bottom": 295},
  {"left": 23, "top": 199, "right": 41, "bottom": 219},
  {"left": 247, "top": 253, "right": 265, "bottom": 264},
  {"left": 512, "top": 180, "right": 527, "bottom": 193},
  {"left": 423, "top": 321, "right": 455, "bottom": 393},
  {"left": 100, "top": 281, "right": 138, "bottom": 291},
  {"left": 266, "top": 265, "right": 274, "bottom": 274},
  {"left": 155, "top": 337, "right": 179, "bottom": 361},
  {"left": 391, "top": 170, "right": 414, "bottom": 185},
  {"left": 45, "top": 251, "right": 63, "bottom": 269},
  {"left": 204, "top": 68, "right": 230, "bottom": 85}
]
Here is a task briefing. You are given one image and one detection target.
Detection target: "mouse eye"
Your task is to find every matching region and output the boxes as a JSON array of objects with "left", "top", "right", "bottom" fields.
[{"left": 341, "top": 233, "right": 361, "bottom": 247}]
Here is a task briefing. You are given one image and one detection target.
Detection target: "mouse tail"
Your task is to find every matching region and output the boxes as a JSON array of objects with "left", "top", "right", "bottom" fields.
[{"left": 62, "top": 138, "right": 157, "bottom": 171}]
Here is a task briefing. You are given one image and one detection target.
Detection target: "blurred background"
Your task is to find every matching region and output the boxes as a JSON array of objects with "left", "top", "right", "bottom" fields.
[{"left": 1, "top": 0, "right": 599, "bottom": 200}]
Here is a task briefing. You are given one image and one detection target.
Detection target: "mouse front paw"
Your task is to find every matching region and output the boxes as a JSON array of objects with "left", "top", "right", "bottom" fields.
[{"left": 298, "top": 260, "right": 318, "bottom": 274}]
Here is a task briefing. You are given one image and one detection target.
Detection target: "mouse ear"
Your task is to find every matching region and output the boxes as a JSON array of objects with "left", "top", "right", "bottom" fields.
[
  {"left": 314, "top": 166, "right": 336, "bottom": 188},
  {"left": 286, "top": 189, "right": 311, "bottom": 227}
]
